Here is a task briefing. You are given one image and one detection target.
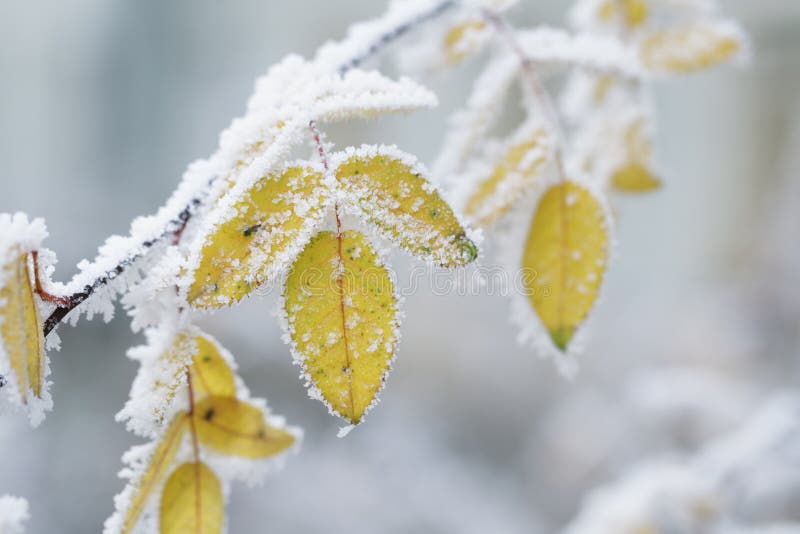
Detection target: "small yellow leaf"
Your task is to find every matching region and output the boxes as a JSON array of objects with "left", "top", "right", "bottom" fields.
[
  {"left": 148, "top": 332, "right": 237, "bottom": 424},
  {"left": 122, "top": 413, "right": 188, "bottom": 534},
  {"left": 598, "top": 0, "right": 649, "bottom": 27},
  {"left": 612, "top": 163, "right": 661, "bottom": 192},
  {"left": 335, "top": 149, "right": 477, "bottom": 266},
  {"left": 522, "top": 181, "right": 609, "bottom": 350},
  {"left": 284, "top": 230, "right": 398, "bottom": 424},
  {"left": 160, "top": 462, "right": 223, "bottom": 534},
  {"left": 612, "top": 119, "right": 661, "bottom": 193},
  {"left": 190, "top": 334, "right": 236, "bottom": 400},
  {"left": 188, "top": 165, "right": 327, "bottom": 308},
  {"left": 465, "top": 128, "right": 551, "bottom": 226},
  {"left": 640, "top": 23, "right": 743, "bottom": 74},
  {"left": 443, "top": 20, "right": 486, "bottom": 64},
  {"left": 0, "top": 252, "right": 44, "bottom": 403},
  {"left": 194, "top": 396, "right": 295, "bottom": 458}
]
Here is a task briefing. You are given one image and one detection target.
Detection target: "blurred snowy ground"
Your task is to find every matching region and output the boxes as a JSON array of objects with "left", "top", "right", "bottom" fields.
[{"left": 1, "top": 1, "right": 799, "bottom": 532}]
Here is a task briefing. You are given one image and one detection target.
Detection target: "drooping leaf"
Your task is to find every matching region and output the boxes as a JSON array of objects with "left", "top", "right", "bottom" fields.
[
  {"left": 160, "top": 462, "right": 223, "bottom": 534},
  {"left": 187, "top": 165, "right": 328, "bottom": 308},
  {"left": 611, "top": 119, "right": 661, "bottom": 193},
  {"left": 193, "top": 396, "right": 295, "bottom": 458},
  {"left": 465, "top": 127, "right": 552, "bottom": 226},
  {"left": 640, "top": 22, "right": 745, "bottom": 74},
  {"left": 521, "top": 181, "right": 609, "bottom": 351},
  {"left": 442, "top": 20, "right": 487, "bottom": 64},
  {"left": 313, "top": 68, "right": 438, "bottom": 122},
  {"left": 121, "top": 413, "right": 188, "bottom": 534},
  {"left": 334, "top": 147, "right": 477, "bottom": 266},
  {"left": 248, "top": 56, "right": 437, "bottom": 123},
  {"left": 284, "top": 230, "right": 398, "bottom": 424},
  {"left": 190, "top": 335, "right": 236, "bottom": 400},
  {"left": 0, "top": 252, "right": 44, "bottom": 403}
]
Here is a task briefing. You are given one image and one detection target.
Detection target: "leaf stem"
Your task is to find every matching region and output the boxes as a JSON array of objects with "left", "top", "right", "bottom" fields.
[
  {"left": 187, "top": 369, "right": 200, "bottom": 463},
  {"left": 31, "top": 251, "right": 71, "bottom": 307},
  {"left": 482, "top": 9, "right": 568, "bottom": 179}
]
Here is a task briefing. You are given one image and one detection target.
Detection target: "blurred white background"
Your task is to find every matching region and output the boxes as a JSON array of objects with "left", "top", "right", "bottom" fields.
[{"left": 1, "top": 1, "right": 799, "bottom": 532}]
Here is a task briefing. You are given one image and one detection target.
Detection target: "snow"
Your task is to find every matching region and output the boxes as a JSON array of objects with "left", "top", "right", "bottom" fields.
[
  {"left": 563, "top": 394, "right": 800, "bottom": 534},
  {"left": 0, "top": 496, "right": 29, "bottom": 534}
]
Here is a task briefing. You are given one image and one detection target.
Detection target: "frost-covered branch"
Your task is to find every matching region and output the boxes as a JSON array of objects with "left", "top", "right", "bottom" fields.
[{"left": 36, "top": 0, "right": 458, "bottom": 338}]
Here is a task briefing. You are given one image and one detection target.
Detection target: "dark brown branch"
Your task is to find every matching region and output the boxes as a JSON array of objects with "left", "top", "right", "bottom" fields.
[{"left": 42, "top": 197, "right": 200, "bottom": 336}]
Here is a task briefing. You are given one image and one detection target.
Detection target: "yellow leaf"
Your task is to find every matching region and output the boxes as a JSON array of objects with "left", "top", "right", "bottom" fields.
[
  {"left": 122, "top": 413, "right": 188, "bottom": 534},
  {"left": 465, "top": 128, "right": 551, "bottom": 226},
  {"left": 640, "top": 23, "right": 743, "bottom": 74},
  {"left": 611, "top": 119, "right": 661, "bottom": 193},
  {"left": 160, "top": 462, "right": 223, "bottom": 534},
  {"left": 188, "top": 165, "right": 328, "bottom": 309},
  {"left": 194, "top": 396, "right": 295, "bottom": 458},
  {"left": 147, "top": 332, "right": 237, "bottom": 425},
  {"left": 522, "top": 181, "right": 609, "bottom": 351},
  {"left": 598, "top": 0, "right": 649, "bottom": 27},
  {"left": 0, "top": 252, "right": 44, "bottom": 403},
  {"left": 612, "top": 163, "right": 661, "bottom": 192},
  {"left": 335, "top": 149, "right": 477, "bottom": 266},
  {"left": 284, "top": 230, "right": 398, "bottom": 424},
  {"left": 443, "top": 20, "right": 486, "bottom": 64},
  {"left": 190, "top": 334, "right": 236, "bottom": 400}
]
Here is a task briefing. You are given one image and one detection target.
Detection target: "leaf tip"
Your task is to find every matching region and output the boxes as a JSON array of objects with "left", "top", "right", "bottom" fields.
[
  {"left": 458, "top": 235, "right": 479, "bottom": 264},
  {"left": 549, "top": 326, "right": 575, "bottom": 352}
]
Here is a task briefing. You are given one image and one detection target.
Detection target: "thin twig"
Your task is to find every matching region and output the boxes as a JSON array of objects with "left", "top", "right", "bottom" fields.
[
  {"left": 42, "top": 197, "right": 200, "bottom": 336},
  {"left": 337, "top": 0, "right": 458, "bottom": 75}
]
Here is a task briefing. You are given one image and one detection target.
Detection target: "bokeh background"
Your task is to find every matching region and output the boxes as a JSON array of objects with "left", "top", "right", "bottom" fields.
[{"left": 2, "top": 1, "right": 800, "bottom": 532}]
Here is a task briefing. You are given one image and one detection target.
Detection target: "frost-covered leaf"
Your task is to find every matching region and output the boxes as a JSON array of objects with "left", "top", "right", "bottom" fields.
[
  {"left": 516, "top": 28, "right": 642, "bottom": 78},
  {"left": 190, "top": 335, "right": 236, "bottom": 400},
  {"left": 521, "top": 181, "right": 610, "bottom": 350},
  {"left": 312, "top": 68, "right": 438, "bottom": 123},
  {"left": 0, "top": 252, "right": 44, "bottom": 404},
  {"left": 160, "top": 462, "right": 222, "bottom": 534},
  {"left": 193, "top": 396, "right": 296, "bottom": 458},
  {"left": 120, "top": 413, "right": 188, "bottom": 534},
  {"left": 640, "top": 21, "right": 746, "bottom": 74},
  {"left": 610, "top": 118, "right": 661, "bottom": 193},
  {"left": 187, "top": 165, "right": 328, "bottom": 308},
  {"left": 117, "top": 326, "right": 194, "bottom": 435},
  {"left": 465, "top": 124, "right": 553, "bottom": 226},
  {"left": 284, "top": 230, "right": 398, "bottom": 425},
  {"left": 442, "top": 19, "right": 489, "bottom": 64},
  {"left": 612, "top": 162, "right": 661, "bottom": 192},
  {"left": 0, "top": 214, "right": 51, "bottom": 425},
  {"left": 248, "top": 55, "right": 437, "bottom": 123},
  {"left": 334, "top": 146, "right": 478, "bottom": 266}
]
